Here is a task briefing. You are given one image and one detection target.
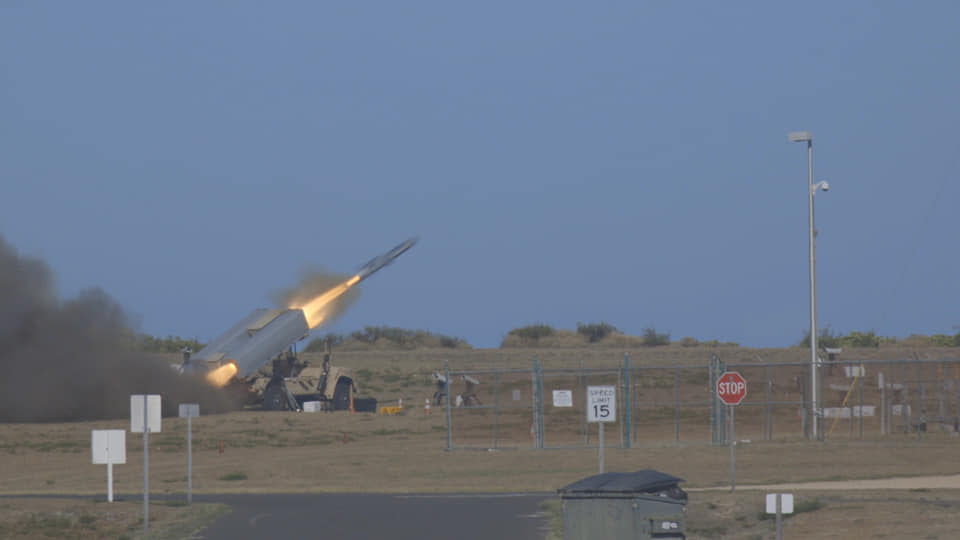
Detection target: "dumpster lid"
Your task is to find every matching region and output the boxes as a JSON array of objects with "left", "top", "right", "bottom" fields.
[{"left": 558, "top": 469, "right": 684, "bottom": 494}]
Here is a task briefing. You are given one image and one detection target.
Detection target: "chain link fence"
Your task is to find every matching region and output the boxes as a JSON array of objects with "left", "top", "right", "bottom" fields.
[{"left": 439, "top": 355, "right": 960, "bottom": 450}]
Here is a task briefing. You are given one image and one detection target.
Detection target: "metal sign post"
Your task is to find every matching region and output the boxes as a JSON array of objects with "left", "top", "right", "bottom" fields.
[
  {"left": 729, "top": 405, "right": 735, "bottom": 492},
  {"left": 131, "top": 395, "right": 161, "bottom": 532},
  {"left": 179, "top": 404, "right": 200, "bottom": 504},
  {"left": 716, "top": 372, "right": 747, "bottom": 493},
  {"left": 587, "top": 386, "right": 616, "bottom": 474}
]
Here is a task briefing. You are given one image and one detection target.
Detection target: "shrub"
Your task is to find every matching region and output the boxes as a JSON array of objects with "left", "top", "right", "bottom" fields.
[
  {"left": 135, "top": 335, "right": 205, "bottom": 353},
  {"left": 642, "top": 327, "right": 670, "bottom": 347},
  {"left": 840, "top": 331, "right": 880, "bottom": 348},
  {"left": 219, "top": 472, "right": 247, "bottom": 481},
  {"left": 507, "top": 324, "right": 556, "bottom": 340},
  {"left": 931, "top": 333, "right": 960, "bottom": 347},
  {"left": 680, "top": 336, "right": 699, "bottom": 347},
  {"left": 797, "top": 325, "right": 842, "bottom": 348},
  {"left": 305, "top": 333, "right": 344, "bottom": 351},
  {"left": 577, "top": 322, "right": 619, "bottom": 343},
  {"left": 343, "top": 326, "right": 469, "bottom": 349}
]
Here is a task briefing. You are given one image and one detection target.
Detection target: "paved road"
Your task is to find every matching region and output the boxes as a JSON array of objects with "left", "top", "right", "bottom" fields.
[{"left": 193, "top": 493, "right": 553, "bottom": 540}]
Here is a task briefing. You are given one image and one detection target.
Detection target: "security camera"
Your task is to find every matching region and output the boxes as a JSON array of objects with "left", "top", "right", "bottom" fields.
[{"left": 820, "top": 181, "right": 830, "bottom": 191}]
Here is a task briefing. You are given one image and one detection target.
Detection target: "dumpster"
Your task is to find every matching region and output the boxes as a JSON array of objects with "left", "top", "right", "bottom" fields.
[{"left": 558, "top": 469, "right": 687, "bottom": 539}]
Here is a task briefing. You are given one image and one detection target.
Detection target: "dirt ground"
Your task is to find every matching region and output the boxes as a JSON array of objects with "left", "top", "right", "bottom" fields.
[
  {"left": 3, "top": 345, "right": 960, "bottom": 538},
  {"left": 0, "top": 497, "right": 228, "bottom": 539}
]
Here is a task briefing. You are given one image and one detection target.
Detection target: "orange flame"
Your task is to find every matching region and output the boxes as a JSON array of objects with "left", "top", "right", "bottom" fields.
[
  {"left": 290, "top": 275, "right": 361, "bottom": 328},
  {"left": 205, "top": 362, "right": 239, "bottom": 387}
]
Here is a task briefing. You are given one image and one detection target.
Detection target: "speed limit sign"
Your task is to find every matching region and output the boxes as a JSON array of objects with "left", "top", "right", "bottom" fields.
[{"left": 587, "top": 386, "right": 616, "bottom": 423}]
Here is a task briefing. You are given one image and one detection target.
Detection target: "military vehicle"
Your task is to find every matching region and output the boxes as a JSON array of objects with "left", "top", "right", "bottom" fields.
[{"left": 181, "top": 238, "right": 417, "bottom": 411}]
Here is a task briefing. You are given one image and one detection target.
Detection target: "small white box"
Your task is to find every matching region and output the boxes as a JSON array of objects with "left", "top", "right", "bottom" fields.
[{"left": 302, "top": 401, "right": 322, "bottom": 412}]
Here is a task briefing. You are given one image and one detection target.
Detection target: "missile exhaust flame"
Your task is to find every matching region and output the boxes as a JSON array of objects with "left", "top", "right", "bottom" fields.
[
  {"left": 287, "top": 236, "right": 416, "bottom": 329},
  {"left": 205, "top": 362, "right": 239, "bottom": 387},
  {"left": 290, "top": 275, "right": 361, "bottom": 328}
]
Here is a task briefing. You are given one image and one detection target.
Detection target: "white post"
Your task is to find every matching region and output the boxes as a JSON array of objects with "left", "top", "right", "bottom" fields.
[
  {"left": 143, "top": 394, "right": 149, "bottom": 533},
  {"left": 880, "top": 372, "right": 886, "bottom": 435},
  {"left": 107, "top": 463, "right": 114, "bottom": 503}
]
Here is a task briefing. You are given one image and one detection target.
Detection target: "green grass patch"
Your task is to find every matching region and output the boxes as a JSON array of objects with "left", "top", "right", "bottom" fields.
[
  {"left": 218, "top": 472, "right": 248, "bottom": 481},
  {"left": 371, "top": 428, "right": 414, "bottom": 436}
]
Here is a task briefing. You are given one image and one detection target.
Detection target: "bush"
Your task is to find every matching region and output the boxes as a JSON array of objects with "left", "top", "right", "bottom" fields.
[
  {"left": 680, "top": 336, "right": 699, "bottom": 347},
  {"left": 135, "top": 335, "right": 205, "bottom": 353},
  {"left": 577, "top": 322, "right": 619, "bottom": 343},
  {"left": 931, "top": 333, "right": 960, "bottom": 347},
  {"left": 797, "top": 326, "right": 883, "bottom": 348},
  {"left": 507, "top": 324, "right": 556, "bottom": 340},
  {"left": 344, "top": 326, "right": 469, "bottom": 349},
  {"left": 840, "top": 331, "right": 881, "bottom": 348},
  {"left": 642, "top": 327, "right": 670, "bottom": 347},
  {"left": 305, "top": 333, "right": 344, "bottom": 351},
  {"left": 796, "top": 325, "right": 842, "bottom": 348}
]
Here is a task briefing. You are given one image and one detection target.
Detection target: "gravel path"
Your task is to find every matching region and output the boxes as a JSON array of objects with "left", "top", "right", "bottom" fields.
[{"left": 696, "top": 474, "right": 960, "bottom": 491}]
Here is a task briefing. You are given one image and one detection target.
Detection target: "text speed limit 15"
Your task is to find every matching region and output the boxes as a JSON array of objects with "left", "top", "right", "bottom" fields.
[{"left": 587, "top": 385, "right": 616, "bottom": 423}]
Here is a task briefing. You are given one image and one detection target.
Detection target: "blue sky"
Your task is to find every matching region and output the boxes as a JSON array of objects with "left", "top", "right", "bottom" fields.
[{"left": 2, "top": 2, "right": 958, "bottom": 348}]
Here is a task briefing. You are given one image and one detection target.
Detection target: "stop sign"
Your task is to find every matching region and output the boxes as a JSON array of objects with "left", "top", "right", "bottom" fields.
[{"left": 717, "top": 371, "right": 747, "bottom": 406}]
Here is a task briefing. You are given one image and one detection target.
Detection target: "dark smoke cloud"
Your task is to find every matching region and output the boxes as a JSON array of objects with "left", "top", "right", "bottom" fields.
[
  {"left": 272, "top": 267, "right": 361, "bottom": 326},
  {"left": 0, "top": 234, "right": 240, "bottom": 422}
]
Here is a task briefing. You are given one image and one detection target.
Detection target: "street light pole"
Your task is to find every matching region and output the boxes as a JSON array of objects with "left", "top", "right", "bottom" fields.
[{"left": 789, "top": 131, "right": 819, "bottom": 440}]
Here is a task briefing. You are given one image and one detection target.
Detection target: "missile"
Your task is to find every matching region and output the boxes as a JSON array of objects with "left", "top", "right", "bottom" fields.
[
  {"left": 189, "top": 237, "right": 419, "bottom": 382},
  {"left": 355, "top": 237, "right": 418, "bottom": 282}
]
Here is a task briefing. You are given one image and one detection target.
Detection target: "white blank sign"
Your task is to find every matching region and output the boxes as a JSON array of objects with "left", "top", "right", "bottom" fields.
[
  {"left": 765, "top": 493, "right": 794, "bottom": 514},
  {"left": 178, "top": 403, "right": 200, "bottom": 418},
  {"left": 130, "top": 395, "right": 162, "bottom": 433},
  {"left": 91, "top": 430, "right": 126, "bottom": 464}
]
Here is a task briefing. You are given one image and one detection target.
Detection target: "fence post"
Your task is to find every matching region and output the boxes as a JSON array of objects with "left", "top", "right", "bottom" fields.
[
  {"left": 532, "top": 356, "right": 539, "bottom": 449},
  {"left": 710, "top": 354, "right": 728, "bottom": 445},
  {"left": 939, "top": 361, "right": 946, "bottom": 419},
  {"left": 902, "top": 359, "right": 909, "bottom": 435},
  {"left": 763, "top": 365, "right": 771, "bottom": 441},
  {"left": 584, "top": 361, "right": 591, "bottom": 445},
  {"left": 674, "top": 367, "right": 680, "bottom": 443},
  {"left": 445, "top": 360, "right": 452, "bottom": 451},
  {"left": 624, "top": 353, "right": 632, "bottom": 449},
  {"left": 579, "top": 358, "right": 587, "bottom": 446},
  {"left": 493, "top": 371, "right": 500, "bottom": 449},
  {"left": 917, "top": 361, "right": 925, "bottom": 438},
  {"left": 538, "top": 357, "right": 545, "bottom": 449},
  {"left": 858, "top": 369, "right": 863, "bottom": 438}
]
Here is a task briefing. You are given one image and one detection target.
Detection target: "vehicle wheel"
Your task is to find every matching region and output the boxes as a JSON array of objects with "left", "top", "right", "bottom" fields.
[{"left": 263, "top": 381, "right": 288, "bottom": 410}]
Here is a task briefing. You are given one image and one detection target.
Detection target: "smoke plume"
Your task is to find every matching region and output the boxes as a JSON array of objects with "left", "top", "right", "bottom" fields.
[
  {"left": 0, "top": 234, "right": 240, "bottom": 422},
  {"left": 274, "top": 267, "right": 361, "bottom": 327}
]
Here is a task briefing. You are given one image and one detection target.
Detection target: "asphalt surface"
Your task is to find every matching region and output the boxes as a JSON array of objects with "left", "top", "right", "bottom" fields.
[{"left": 192, "top": 493, "right": 554, "bottom": 540}]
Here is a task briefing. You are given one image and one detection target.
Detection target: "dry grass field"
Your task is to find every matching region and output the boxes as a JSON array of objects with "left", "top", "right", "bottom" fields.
[{"left": 3, "top": 345, "right": 960, "bottom": 538}]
